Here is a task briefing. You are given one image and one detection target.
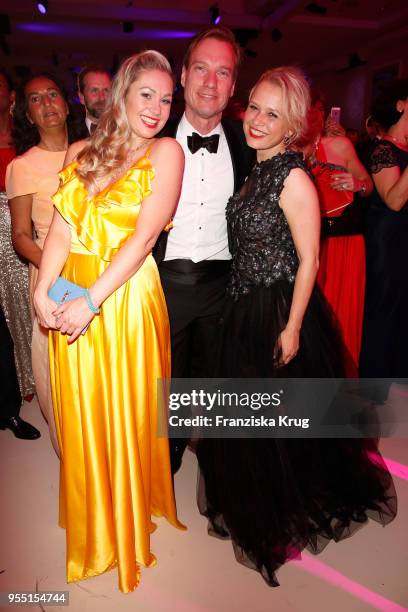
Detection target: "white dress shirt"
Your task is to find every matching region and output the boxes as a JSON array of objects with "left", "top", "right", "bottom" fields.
[
  {"left": 85, "top": 116, "right": 97, "bottom": 134},
  {"left": 164, "top": 114, "right": 234, "bottom": 262}
]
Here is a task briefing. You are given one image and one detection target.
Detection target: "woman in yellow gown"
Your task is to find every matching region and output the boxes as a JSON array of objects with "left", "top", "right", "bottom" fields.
[{"left": 33, "top": 51, "right": 185, "bottom": 593}]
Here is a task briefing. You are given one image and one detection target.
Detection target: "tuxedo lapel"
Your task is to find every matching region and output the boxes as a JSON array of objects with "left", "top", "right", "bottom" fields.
[{"left": 222, "top": 119, "right": 255, "bottom": 192}]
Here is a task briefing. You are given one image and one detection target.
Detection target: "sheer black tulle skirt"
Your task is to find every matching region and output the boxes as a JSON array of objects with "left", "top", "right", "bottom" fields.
[{"left": 196, "top": 281, "right": 397, "bottom": 586}]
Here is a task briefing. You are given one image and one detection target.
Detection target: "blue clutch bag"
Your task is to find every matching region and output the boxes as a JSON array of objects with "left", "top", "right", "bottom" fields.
[
  {"left": 48, "top": 276, "right": 87, "bottom": 303},
  {"left": 48, "top": 277, "right": 89, "bottom": 334}
]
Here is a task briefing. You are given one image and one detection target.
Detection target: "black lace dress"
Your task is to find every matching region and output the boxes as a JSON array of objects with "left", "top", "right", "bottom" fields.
[
  {"left": 360, "top": 140, "right": 408, "bottom": 377},
  {"left": 196, "top": 151, "right": 397, "bottom": 586}
]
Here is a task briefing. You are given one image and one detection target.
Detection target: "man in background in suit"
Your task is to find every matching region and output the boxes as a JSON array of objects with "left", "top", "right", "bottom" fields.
[
  {"left": 156, "top": 26, "right": 254, "bottom": 472},
  {"left": 77, "top": 66, "right": 112, "bottom": 134}
]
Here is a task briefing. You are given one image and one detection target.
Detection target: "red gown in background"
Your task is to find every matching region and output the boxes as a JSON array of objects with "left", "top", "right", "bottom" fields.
[{"left": 312, "top": 141, "right": 365, "bottom": 376}]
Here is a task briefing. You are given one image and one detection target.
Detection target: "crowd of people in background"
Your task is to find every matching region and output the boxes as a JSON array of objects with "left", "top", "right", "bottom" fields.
[{"left": 0, "top": 25, "right": 406, "bottom": 592}]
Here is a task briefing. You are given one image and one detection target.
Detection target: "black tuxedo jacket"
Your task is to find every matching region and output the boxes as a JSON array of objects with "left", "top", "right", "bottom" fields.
[{"left": 152, "top": 115, "right": 255, "bottom": 264}]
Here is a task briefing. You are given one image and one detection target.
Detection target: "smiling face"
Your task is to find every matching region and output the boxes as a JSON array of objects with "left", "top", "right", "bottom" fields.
[
  {"left": 124, "top": 69, "right": 173, "bottom": 141},
  {"left": 244, "top": 80, "right": 291, "bottom": 161},
  {"left": 25, "top": 76, "right": 68, "bottom": 132},
  {"left": 181, "top": 37, "right": 236, "bottom": 132}
]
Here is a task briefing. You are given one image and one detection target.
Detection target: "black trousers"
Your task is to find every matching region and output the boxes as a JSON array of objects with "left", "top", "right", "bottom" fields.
[
  {"left": 159, "top": 259, "right": 230, "bottom": 459},
  {"left": 0, "top": 305, "right": 21, "bottom": 423},
  {"left": 159, "top": 259, "right": 230, "bottom": 378}
]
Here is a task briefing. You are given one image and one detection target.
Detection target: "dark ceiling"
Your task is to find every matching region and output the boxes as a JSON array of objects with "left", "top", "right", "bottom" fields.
[{"left": 1, "top": 0, "right": 407, "bottom": 98}]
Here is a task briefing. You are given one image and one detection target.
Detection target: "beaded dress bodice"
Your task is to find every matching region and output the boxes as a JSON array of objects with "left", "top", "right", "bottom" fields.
[{"left": 226, "top": 151, "right": 311, "bottom": 300}]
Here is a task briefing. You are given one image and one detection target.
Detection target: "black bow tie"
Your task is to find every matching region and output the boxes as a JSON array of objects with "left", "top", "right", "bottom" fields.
[{"left": 187, "top": 132, "right": 220, "bottom": 154}]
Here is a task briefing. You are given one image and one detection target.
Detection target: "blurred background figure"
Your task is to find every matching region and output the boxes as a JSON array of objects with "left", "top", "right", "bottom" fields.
[
  {"left": 6, "top": 73, "right": 84, "bottom": 453},
  {"left": 345, "top": 127, "right": 361, "bottom": 146},
  {"left": 0, "top": 69, "right": 35, "bottom": 402},
  {"left": 303, "top": 92, "right": 372, "bottom": 374},
  {"left": 77, "top": 65, "right": 112, "bottom": 134},
  {"left": 360, "top": 79, "right": 408, "bottom": 386},
  {"left": 365, "top": 114, "right": 385, "bottom": 141},
  {"left": 0, "top": 304, "right": 40, "bottom": 439},
  {"left": 356, "top": 115, "right": 386, "bottom": 167}
]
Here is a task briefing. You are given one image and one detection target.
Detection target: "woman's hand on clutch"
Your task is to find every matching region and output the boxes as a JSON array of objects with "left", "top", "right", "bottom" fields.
[
  {"left": 274, "top": 327, "right": 299, "bottom": 367},
  {"left": 52, "top": 297, "right": 95, "bottom": 344},
  {"left": 33, "top": 289, "right": 59, "bottom": 330}
]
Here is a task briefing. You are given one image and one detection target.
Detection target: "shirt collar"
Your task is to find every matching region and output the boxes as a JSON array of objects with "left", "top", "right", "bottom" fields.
[
  {"left": 179, "top": 113, "right": 222, "bottom": 138},
  {"left": 85, "top": 116, "right": 98, "bottom": 134}
]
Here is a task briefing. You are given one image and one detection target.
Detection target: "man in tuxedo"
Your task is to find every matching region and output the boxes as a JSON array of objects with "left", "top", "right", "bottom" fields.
[
  {"left": 77, "top": 66, "right": 112, "bottom": 134},
  {"left": 155, "top": 26, "right": 254, "bottom": 472}
]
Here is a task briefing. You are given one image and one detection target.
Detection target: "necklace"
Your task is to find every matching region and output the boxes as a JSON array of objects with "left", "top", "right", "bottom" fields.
[
  {"left": 384, "top": 134, "right": 408, "bottom": 149},
  {"left": 98, "top": 140, "right": 149, "bottom": 191}
]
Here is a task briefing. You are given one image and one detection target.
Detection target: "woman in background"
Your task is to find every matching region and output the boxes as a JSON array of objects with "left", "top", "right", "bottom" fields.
[
  {"left": 0, "top": 69, "right": 35, "bottom": 402},
  {"left": 360, "top": 79, "right": 408, "bottom": 382},
  {"left": 304, "top": 94, "right": 372, "bottom": 374},
  {"left": 6, "top": 73, "right": 85, "bottom": 451}
]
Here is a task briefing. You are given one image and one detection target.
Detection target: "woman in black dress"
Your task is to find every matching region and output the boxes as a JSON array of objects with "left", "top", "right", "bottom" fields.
[
  {"left": 360, "top": 79, "right": 408, "bottom": 380},
  {"left": 196, "top": 67, "right": 397, "bottom": 586}
]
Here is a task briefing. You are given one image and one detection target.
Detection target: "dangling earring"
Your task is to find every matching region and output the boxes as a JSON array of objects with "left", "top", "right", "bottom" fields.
[{"left": 283, "top": 134, "right": 292, "bottom": 147}]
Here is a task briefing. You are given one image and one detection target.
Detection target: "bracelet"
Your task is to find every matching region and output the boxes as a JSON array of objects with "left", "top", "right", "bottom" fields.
[{"left": 84, "top": 288, "right": 100, "bottom": 314}]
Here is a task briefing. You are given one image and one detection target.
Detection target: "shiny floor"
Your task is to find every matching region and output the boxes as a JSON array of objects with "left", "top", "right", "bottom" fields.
[{"left": 1, "top": 394, "right": 407, "bottom": 612}]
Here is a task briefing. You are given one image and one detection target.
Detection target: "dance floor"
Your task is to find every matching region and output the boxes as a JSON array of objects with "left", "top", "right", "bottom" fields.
[{"left": 1, "top": 389, "right": 407, "bottom": 612}]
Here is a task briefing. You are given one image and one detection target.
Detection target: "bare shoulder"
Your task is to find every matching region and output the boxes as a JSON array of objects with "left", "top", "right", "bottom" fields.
[
  {"left": 328, "top": 135, "right": 353, "bottom": 155},
  {"left": 285, "top": 166, "right": 313, "bottom": 190},
  {"left": 281, "top": 166, "right": 317, "bottom": 211},
  {"left": 64, "top": 139, "right": 88, "bottom": 165},
  {"left": 151, "top": 137, "right": 184, "bottom": 160}
]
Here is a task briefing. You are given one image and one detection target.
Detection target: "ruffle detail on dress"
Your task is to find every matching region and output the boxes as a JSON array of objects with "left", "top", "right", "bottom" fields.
[
  {"left": 369, "top": 141, "right": 398, "bottom": 174},
  {"left": 52, "top": 157, "right": 162, "bottom": 261}
]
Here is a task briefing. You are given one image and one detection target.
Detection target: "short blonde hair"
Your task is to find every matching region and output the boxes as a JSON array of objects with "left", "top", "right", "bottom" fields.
[
  {"left": 77, "top": 50, "right": 173, "bottom": 194},
  {"left": 253, "top": 66, "right": 310, "bottom": 146}
]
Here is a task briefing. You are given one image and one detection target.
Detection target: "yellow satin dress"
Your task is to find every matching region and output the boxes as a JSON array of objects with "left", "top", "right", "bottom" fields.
[{"left": 49, "top": 152, "right": 184, "bottom": 593}]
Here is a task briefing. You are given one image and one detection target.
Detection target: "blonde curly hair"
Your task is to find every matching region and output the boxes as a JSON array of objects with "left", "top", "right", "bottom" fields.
[{"left": 76, "top": 50, "right": 173, "bottom": 194}]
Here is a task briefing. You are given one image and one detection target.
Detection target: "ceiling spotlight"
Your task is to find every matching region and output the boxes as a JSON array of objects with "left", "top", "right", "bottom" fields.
[
  {"left": 122, "top": 21, "right": 134, "bottom": 33},
  {"left": 210, "top": 4, "right": 221, "bottom": 25},
  {"left": 37, "top": 0, "right": 48, "bottom": 14}
]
